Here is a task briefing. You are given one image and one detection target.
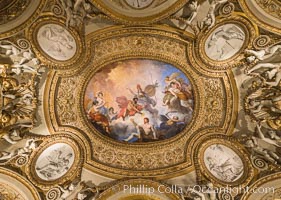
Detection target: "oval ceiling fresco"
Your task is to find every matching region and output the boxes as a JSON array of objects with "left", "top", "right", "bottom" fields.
[{"left": 84, "top": 59, "right": 194, "bottom": 143}]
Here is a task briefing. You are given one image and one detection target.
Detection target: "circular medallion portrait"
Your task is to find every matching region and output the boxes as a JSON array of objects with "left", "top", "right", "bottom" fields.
[
  {"left": 205, "top": 24, "right": 245, "bottom": 61},
  {"left": 84, "top": 59, "right": 194, "bottom": 143},
  {"left": 36, "top": 24, "right": 76, "bottom": 61},
  {"left": 203, "top": 144, "right": 244, "bottom": 183},
  {"left": 35, "top": 143, "right": 75, "bottom": 181}
]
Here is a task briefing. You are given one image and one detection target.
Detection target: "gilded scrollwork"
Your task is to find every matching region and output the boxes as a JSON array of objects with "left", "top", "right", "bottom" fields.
[
  {"left": 93, "top": 144, "right": 184, "bottom": 170},
  {"left": 241, "top": 172, "right": 281, "bottom": 199},
  {"left": 239, "top": 0, "right": 281, "bottom": 35},
  {"left": 97, "top": 179, "right": 182, "bottom": 200},
  {"left": 111, "top": 0, "right": 168, "bottom": 10},
  {"left": 0, "top": 139, "right": 42, "bottom": 166},
  {"left": 92, "top": 34, "right": 187, "bottom": 65},
  {"left": 0, "top": 0, "right": 281, "bottom": 197},
  {"left": 250, "top": 155, "right": 269, "bottom": 171},
  {"left": 0, "top": 183, "right": 25, "bottom": 200},
  {"left": 89, "top": 0, "right": 188, "bottom": 25},
  {"left": 261, "top": 187, "right": 281, "bottom": 200},
  {"left": 0, "top": 0, "right": 47, "bottom": 39},
  {"left": 255, "top": 0, "right": 281, "bottom": 20},
  {"left": 2, "top": 0, "right": 281, "bottom": 197},
  {"left": 0, "top": 0, "right": 30, "bottom": 26},
  {"left": 219, "top": 1, "right": 235, "bottom": 17},
  {"left": 56, "top": 78, "right": 78, "bottom": 125},
  {"left": 252, "top": 35, "right": 272, "bottom": 50},
  {"left": 46, "top": 178, "right": 82, "bottom": 200},
  {"left": 0, "top": 167, "right": 41, "bottom": 199},
  {"left": 203, "top": 79, "right": 224, "bottom": 126},
  {"left": 42, "top": 25, "right": 237, "bottom": 178}
]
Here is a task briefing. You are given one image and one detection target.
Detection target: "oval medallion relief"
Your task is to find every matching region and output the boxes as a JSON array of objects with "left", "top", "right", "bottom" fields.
[
  {"left": 203, "top": 144, "right": 244, "bottom": 182},
  {"left": 37, "top": 24, "right": 76, "bottom": 61},
  {"left": 205, "top": 24, "right": 245, "bottom": 61},
  {"left": 35, "top": 143, "right": 75, "bottom": 181}
]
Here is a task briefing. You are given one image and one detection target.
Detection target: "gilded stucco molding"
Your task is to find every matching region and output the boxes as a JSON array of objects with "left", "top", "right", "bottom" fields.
[
  {"left": 0, "top": 182, "right": 25, "bottom": 200},
  {"left": 89, "top": 0, "right": 189, "bottom": 25},
  {"left": 43, "top": 26, "right": 237, "bottom": 178},
  {"left": 0, "top": 0, "right": 47, "bottom": 39},
  {"left": 241, "top": 172, "right": 281, "bottom": 199},
  {"left": 0, "top": 167, "right": 41, "bottom": 200},
  {"left": 0, "top": 0, "right": 30, "bottom": 26},
  {"left": 98, "top": 179, "right": 182, "bottom": 200},
  {"left": 1, "top": 0, "right": 281, "bottom": 197},
  {"left": 255, "top": 0, "right": 281, "bottom": 20},
  {"left": 239, "top": 0, "right": 281, "bottom": 35}
]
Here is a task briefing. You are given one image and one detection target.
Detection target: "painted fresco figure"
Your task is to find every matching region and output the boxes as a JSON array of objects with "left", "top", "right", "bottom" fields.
[
  {"left": 116, "top": 96, "right": 143, "bottom": 120},
  {"left": 127, "top": 84, "right": 158, "bottom": 118},
  {"left": 124, "top": 118, "right": 157, "bottom": 142},
  {"left": 84, "top": 60, "right": 194, "bottom": 142},
  {"left": 93, "top": 92, "right": 107, "bottom": 116},
  {"left": 158, "top": 113, "right": 185, "bottom": 139},
  {"left": 87, "top": 92, "right": 110, "bottom": 134},
  {"left": 163, "top": 73, "right": 193, "bottom": 113}
]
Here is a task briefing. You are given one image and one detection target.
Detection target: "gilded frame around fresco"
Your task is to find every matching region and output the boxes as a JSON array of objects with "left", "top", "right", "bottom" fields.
[{"left": 42, "top": 25, "right": 239, "bottom": 178}]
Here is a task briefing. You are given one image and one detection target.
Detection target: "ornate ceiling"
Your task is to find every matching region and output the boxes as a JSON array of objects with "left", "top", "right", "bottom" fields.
[{"left": 0, "top": 0, "right": 281, "bottom": 199}]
